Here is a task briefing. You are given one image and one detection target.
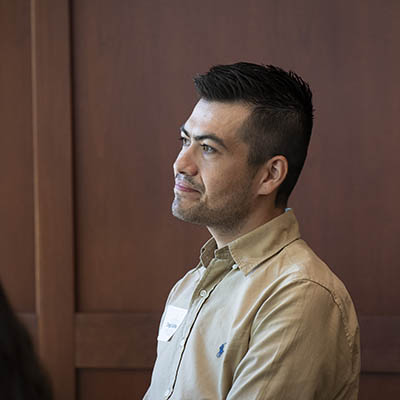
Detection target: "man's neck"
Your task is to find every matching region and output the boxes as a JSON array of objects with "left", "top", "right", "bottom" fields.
[{"left": 208, "top": 206, "right": 285, "bottom": 249}]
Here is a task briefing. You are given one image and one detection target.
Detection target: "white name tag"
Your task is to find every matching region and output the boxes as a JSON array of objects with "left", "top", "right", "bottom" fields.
[{"left": 157, "top": 305, "right": 187, "bottom": 342}]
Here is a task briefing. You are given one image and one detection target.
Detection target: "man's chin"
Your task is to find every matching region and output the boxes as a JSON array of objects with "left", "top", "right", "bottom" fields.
[
  {"left": 172, "top": 198, "right": 190, "bottom": 218},
  {"left": 171, "top": 206, "right": 192, "bottom": 222},
  {"left": 171, "top": 201, "right": 187, "bottom": 220},
  {"left": 171, "top": 203, "right": 204, "bottom": 225}
]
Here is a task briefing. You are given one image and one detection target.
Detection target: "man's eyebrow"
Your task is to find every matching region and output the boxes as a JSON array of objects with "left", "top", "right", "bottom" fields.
[{"left": 180, "top": 126, "right": 228, "bottom": 150}]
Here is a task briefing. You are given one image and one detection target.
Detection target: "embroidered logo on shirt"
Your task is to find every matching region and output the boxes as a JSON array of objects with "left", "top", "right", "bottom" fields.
[{"left": 216, "top": 343, "right": 227, "bottom": 358}]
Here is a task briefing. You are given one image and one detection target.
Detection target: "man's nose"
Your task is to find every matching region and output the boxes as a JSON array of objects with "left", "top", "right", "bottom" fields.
[{"left": 173, "top": 148, "right": 198, "bottom": 176}]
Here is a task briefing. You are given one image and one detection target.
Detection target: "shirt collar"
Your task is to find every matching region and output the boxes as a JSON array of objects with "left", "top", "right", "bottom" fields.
[
  {"left": 199, "top": 237, "right": 231, "bottom": 267},
  {"left": 229, "top": 209, "right": 300, "bottom": 275},
  {"left": 199, "top": 209, "right": 300, "bottom": 275},
  {"left": 200, "top": 209, "right": 300, "bottom": 275}
]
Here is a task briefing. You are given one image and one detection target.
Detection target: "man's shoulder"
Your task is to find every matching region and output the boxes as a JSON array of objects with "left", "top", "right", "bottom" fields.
[
  {"left": 278, "top": 238, "right": 347, "bottom": 294},
  {"left": 255, "top": 237, "right": 350, "bottom": 301},
  {"left": 260, "top": 238, "right": 359, "bottom": 347},
  {"left": 248, "top": 237, "right": 356, "bottom": 316}
]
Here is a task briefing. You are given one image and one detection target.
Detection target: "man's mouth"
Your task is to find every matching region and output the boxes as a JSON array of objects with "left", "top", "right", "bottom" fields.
[
  {"left": 174, "top": 177, "right": 202, "bottom": 193},
  {"left": 174, "top": 182, "right": 199, "bottom": 193}
]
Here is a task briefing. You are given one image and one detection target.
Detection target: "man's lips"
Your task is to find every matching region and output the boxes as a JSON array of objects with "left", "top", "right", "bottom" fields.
[{"left": 174, "top": 181, "right": 200, "bottom": 193}]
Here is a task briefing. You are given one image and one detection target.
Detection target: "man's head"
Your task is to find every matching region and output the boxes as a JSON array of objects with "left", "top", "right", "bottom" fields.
[
  {"left": 172, "top": 62, "right": 313, "bottom": 234},
  {"left": 194, "top": 62, "right": 314, "bottom": 208}
]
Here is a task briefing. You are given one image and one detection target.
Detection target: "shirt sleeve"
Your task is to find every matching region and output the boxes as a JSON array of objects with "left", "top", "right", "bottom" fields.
[{"left": 226, "top": 279, "right": 355, "bottom": 400}]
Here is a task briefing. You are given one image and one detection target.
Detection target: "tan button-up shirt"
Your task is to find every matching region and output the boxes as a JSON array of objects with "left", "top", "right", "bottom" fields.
[{"left": 144, "top": 210, "right": 360, "bottom": 399}]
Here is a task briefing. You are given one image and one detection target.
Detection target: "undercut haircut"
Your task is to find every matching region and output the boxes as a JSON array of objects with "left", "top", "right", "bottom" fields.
[{"left": 194, "top": 62, "right": 314, "bottom": 208}]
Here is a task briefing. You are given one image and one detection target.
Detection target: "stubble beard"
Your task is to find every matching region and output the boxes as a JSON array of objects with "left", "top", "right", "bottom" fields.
[{"left": 171, "top": 182, "right": 254, "bottom": 234}]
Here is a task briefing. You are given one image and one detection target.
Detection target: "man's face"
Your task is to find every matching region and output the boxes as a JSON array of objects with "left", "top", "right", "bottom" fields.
[{"left": 172, "top": 99, "right": 258, "bottom": 232}]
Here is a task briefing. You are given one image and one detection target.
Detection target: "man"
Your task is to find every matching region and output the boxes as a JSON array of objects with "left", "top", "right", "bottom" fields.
[{"left": 144, "top": 62, "right": 360, "bottom": 399}]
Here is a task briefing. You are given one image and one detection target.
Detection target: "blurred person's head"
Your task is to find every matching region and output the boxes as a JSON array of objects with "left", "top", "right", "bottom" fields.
[{"left": 0, "top": 281, "right": 52, "bottom": 400}]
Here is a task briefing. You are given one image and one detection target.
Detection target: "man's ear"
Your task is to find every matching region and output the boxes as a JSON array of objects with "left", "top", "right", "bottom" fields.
[{"left": 257, "top": 156, "right": 288, "bottom": 196}]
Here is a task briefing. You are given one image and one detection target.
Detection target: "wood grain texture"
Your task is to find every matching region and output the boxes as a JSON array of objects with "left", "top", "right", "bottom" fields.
[
  {"left": 359, "top": 373, "right": 400, "bottom": 400},
  {"left": 78, "top": 369, "right": 151, "bottom": 400},
  {"left": 76, "top": 312, "right": 160, "bottom": 368},
  {"left": 31, "top": 0, "right": 75, "bottom": 398},
  {"left": 360, "top": 316, "right": 400, "bottom": 373}
]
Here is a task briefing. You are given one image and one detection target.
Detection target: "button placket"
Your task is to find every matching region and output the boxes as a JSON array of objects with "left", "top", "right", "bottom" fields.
[
  {"left": 166, "top": 258, "right": 232, "bottom": 398},
  {"left": 165, "top": 300, "right": 199, "bottom": 397}
]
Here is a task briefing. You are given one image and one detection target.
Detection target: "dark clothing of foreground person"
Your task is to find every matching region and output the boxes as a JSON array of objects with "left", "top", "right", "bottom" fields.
[
  {"left": 0, "top": 281, "right": 53, "bottom": 400},
  {"left": 144, "top": 62, "right": 360, "bottom": 399}
]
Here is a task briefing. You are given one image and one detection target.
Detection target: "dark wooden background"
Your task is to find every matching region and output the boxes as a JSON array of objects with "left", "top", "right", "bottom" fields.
[{"left": 1, "top": 0, "right": 399, "bottom": 399}]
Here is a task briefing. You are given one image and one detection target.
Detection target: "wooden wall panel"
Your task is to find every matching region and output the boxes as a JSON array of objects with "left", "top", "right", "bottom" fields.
[
  {"left": 0, "top": 0, "right": 35, "bottom": 312},
  {"left": 360, "top": 316, "right": 400, "bottom": 373},
  {"left": 359, "top": 373, "right": 400, "bottom": 400},
  {"left": 31, "top": 0, "right": 75, "bottom": 398},
  {"left": 291, "top": 0, "right": 400, "bottom": 317},
  {"left": 1, "top": 0, "right": 399, "bottom": 398},
  {"left": 78, "top": 369, "right": 151, "bottom": 400},
  {"left": 72, "top": 0, "right": 209, "bottom": 313},
  {"left": 75, "top": 313, "right": 159, "bottom": 369}
]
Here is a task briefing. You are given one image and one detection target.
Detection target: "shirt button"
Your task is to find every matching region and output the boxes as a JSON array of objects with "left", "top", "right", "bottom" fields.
[
  {"left": 180, "top": 339, "right": 185, "bottom": 347},
  {"left": 164, "top": 388, "right": 171, "bottom": 397},
  {"left": 200, "top": 289, "right": 207, "bottom": 297}
]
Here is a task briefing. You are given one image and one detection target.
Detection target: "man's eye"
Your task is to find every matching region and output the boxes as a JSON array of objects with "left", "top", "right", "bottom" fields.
[
  {"left": 201, "top": 144, "right": 216, "bottom": 154},
  {"left": 179, "top": 137, "right": 190, "bottom": 147}
]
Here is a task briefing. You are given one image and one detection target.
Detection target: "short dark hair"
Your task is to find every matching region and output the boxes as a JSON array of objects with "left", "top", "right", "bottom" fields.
[{"left": 194, "top": 62, "right": 314, "bottom": 207}]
